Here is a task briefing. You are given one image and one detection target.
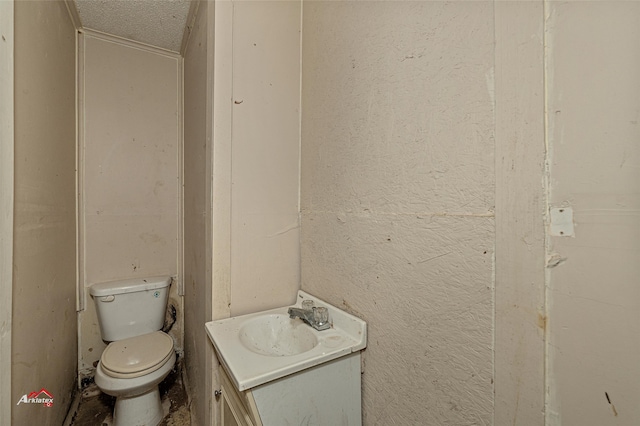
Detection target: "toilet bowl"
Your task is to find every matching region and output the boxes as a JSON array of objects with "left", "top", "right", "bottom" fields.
[
  {"left": 90, "top": 276, "right": 175, "bottom": 426},
  {"left": 95, "top": 344, "right": 176, "bottom": 426}
]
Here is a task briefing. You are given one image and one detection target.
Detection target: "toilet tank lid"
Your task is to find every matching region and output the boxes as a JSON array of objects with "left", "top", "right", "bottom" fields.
[{"left": 90, "top": 276, "right": 172, "bottom": 297}]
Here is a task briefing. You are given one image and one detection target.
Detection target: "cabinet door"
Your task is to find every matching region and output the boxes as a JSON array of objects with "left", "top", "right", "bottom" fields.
[
  {"left": 219, "top": 369, "right": 259, "bottom": 426},
  {"left": 222, "top": 394, "right": 240, "bottom": 426}
]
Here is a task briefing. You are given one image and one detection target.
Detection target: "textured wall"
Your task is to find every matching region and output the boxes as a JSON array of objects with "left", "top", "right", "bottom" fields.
[
  {"left": 78, "top": 34, "right": 180, "bottom": 373},
  {"left": 300, "top": 2, "right": 495, "bottom": 424},
  {"left": 12, "top": 1, "right": 77, "bottom": 424},
  {"left": 546, "top": 3, "right": 640, "bottom": 424}
]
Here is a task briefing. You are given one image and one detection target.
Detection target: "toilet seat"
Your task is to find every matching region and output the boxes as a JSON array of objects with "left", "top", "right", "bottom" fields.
[{"left": 101, "top": 331, "right": 174, "bottom": 379}]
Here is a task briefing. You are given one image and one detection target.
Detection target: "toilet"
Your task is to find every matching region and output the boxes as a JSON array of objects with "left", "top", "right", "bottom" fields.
[{"left": 90, "top": 276, "right": 176, "bottom": 426}]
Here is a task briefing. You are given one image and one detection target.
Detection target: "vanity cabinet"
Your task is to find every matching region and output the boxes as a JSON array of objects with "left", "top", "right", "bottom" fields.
[
  {"left": 206, "top": 291, "right": 367, "bottom": 426},
  {"left": 218, "top": 352, "right": 362, "bottom": 426}
]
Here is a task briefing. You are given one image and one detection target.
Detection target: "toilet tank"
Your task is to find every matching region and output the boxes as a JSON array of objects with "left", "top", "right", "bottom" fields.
[{"left": 90, "top": 276, "right": 172, "bottom": 341}]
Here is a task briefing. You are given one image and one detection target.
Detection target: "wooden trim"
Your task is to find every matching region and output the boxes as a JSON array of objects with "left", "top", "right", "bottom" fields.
[
  {"left": 180, "top": 0, "right": 201, "bottom": 57},
  {"left": 76, "top": 31, "right": 86, "bottom": 312},
  {"left": 177, "top": 56, "right": 185, "bottom": 297},
  {"left": 79, "top": 28, "right": 181, "bottom": 60},
  {"left": 64, "top": 0, "right": 82, "bottom": 30}
]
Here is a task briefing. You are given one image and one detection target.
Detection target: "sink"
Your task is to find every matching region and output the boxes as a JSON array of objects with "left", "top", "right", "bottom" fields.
[
  {"left": 205, "top": 290, "right": 367, "bottom": 391},
  {"left": 238, "top": 314, "right": 318, "bottom": 356}
]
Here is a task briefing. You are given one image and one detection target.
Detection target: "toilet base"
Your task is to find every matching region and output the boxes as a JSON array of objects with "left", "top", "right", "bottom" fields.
[
  {"left": 95, "top": 349, "right": 176, "bottom": 426},
  {"left": 113, "top": 386, "right": 164, "bottom": 426}
]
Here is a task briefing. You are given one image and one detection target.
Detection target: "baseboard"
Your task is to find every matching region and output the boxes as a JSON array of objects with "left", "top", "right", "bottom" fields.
[{"left": 62, "top": 386, "right": 82, "bottom": 426}]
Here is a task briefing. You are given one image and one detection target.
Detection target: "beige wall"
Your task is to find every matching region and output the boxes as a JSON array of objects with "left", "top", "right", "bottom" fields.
[
  {"left": 180, "top": 2, "right": 640, "bottom": 425},
  {"left": 186, "top": 2, "right": 302, "bottom": 424},
  {"left": 78, "top": 33, "right": 181, "bottom": 374},
  {"left": 300, "top": 2, "right": 496, "bottom": 423},
  {"left": 183, "top": 1, "right": 213, "bottom": 424},
  {"left": 301, "top": 2, "right": 640, "bottom": 425},
  {"left": 12, "top": 1, "right": 77, "bottom": 424},
  {"left": 224, "top": 0, "right": 303, "bottom": 413},
  {"left": 41, "top": 2, "right": 635, "bottom": 425},
  {"left": 229, "top": 0, "right": 301, "bottom": 316},
  {"left": 546, "top": 3, "right": 640, "bottom": 424},
  {"left": 0, "top": 1, "right": 14, "bottom": 424}
]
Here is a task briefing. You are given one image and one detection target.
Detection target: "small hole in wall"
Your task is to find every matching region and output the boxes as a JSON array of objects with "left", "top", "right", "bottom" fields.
[
  {"left": 560, "top": 231, "right": 564, "bottom": 235},
  {"left": 559, "top": 209, "right": 564, "bottom": 213}
]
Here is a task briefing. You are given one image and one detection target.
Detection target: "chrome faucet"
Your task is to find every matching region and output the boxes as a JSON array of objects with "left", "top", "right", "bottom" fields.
[{"left": 288, "top": 303, "right": 330, "bottom": 331}]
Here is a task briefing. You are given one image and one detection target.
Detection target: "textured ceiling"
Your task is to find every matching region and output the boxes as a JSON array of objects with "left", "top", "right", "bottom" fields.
[{"left": 73, "top": 0, "right": 192, "bottom": 53}]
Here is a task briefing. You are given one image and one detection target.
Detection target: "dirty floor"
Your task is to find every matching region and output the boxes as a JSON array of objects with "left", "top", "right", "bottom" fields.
[{"left": 68, "top": 362, "right": 191, "bottom": 426}]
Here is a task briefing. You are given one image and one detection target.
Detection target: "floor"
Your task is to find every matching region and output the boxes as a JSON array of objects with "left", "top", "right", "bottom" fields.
[{"left": 68, "top": 360, "right": 191, "bottom": 426}]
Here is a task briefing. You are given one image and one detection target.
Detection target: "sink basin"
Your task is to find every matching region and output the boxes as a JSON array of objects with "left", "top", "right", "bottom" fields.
[
  {"left": 205, "top": 291, "right": 367, "bottom": 391},
  {"left": 238, "top": 314, "right": 318, "bottom": 356}
]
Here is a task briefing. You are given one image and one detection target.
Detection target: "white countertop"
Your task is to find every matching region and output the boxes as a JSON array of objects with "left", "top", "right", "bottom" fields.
[{"left": 205, "top": 290, "right": 367, "bottom": 391}]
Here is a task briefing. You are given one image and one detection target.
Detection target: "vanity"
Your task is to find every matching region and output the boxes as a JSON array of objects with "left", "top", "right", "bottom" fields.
[{"left": 205, "top": 291, "right": 367, "bottom": 425}]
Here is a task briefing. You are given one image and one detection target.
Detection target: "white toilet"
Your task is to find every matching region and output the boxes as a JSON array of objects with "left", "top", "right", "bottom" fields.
[{"left": 90, "top": 276, "right": 176, "bottom": 426}]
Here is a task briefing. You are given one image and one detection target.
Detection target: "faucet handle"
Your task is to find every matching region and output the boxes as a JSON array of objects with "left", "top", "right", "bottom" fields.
[
  {"left": 302, "top": 299, "right": 315, "bottom": 310},
  {"left": 313, "top": 306, "right": 329, "bottom": 326}
]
